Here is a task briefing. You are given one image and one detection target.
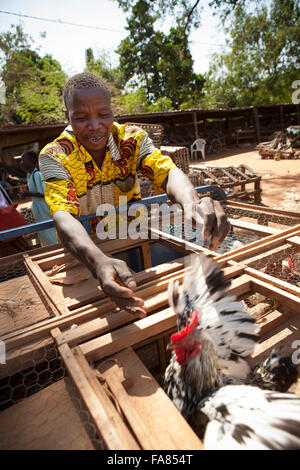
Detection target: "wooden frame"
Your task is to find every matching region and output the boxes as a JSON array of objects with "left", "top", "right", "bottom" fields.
[
  {"left": 1, "top": 213, "right": 300, "bottom": 448},
  {"left": 49, "top": 257, "right": 300, "bottom": 449}
]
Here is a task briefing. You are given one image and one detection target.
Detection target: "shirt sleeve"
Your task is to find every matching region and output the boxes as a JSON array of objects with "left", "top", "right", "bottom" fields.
[
  {"left": 138, "top": 134, "right": 177, "bottom": 194},
  {"left": 33, "top": 171, "right": 46, "bottom": 195},
  {"left": 44, "top": 179, "right": 81, "bottom": 217},
  {"left": 39, "top": 147, "right": 80, "bottom": 216}
]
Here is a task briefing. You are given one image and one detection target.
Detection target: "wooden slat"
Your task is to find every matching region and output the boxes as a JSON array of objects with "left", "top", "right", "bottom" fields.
[
  {"left": 216, "top": 225, "right": 300, "bottom": 264},
  {"left": 100, "top": 348, "right": 203, "bottom": 450},
  {"left": 51, "top": 330, "right": 140, "bottom": 450},
  {"left": 225, "top": 201, "right": 300, "bottom": 219},
  {"left": 249, "top": 276, "right": 300, "bottom": 314},
  {"left": 245, "top": 266, "right": 300, "bottom": 298},
  {"left": 98, "top": 358, "right": 158, "bottom": 449},
  {"left": 2, "top": 257, "right": 187, "bottom": 348},
  {"left": 23, "top": 254, "right": 69, "bottom": 316},
  {"left": 228, "top": 218, "right": 279, "bottom": 235},
  {"left": 240, "top": 243, "right": 298, "bottom": 268},
  {"left": 79, "top": 274, "right": 251, "bottom": 362}
]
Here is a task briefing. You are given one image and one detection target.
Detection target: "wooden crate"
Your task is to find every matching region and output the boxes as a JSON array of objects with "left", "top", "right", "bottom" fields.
[
  {"left": 1, "top": 219, "right": 300, "bottom": 448},
  {"left": 48, "top": 246, "right": 300, "bottom": 449},
  {"left": 189, "top": 164, "right": 262, "bottom": 203}
]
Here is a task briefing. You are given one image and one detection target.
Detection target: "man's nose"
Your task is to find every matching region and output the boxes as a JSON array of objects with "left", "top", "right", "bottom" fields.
[{"left": 87, "top": 116, "right": 101, "bottom": 130}]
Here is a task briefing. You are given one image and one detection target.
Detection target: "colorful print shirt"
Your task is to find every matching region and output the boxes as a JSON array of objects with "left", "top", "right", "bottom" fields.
[{"left": 39, "top": 123, "right": 176, "bottom": 224}]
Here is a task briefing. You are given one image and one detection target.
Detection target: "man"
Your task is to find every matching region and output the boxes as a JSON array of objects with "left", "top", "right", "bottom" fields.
[{"left": 39, "top": 72, "right": 230, "bottom": 316}]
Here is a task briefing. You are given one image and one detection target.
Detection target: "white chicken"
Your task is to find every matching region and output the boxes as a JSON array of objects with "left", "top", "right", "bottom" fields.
[{"left": 164, "top": 254, "right": 300, "bottom": 449}]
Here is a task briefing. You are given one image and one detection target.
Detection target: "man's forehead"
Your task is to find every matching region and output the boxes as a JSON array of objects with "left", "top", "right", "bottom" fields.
[{"left": 71, "top": 87, "right": 110, "bottom": 104}]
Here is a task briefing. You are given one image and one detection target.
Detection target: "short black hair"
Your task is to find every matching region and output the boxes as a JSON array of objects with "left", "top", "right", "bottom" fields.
[
  {"left": 63, "top": 72, "right": 111, "bottom": 108},
  {"left": 21, "top": 150, "right": 38, "bottom": 163}
]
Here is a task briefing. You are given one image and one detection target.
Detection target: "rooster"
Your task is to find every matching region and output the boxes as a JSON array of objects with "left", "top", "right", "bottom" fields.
[{"left": 164, "top": 254, "right": 300, "bottom": 449}]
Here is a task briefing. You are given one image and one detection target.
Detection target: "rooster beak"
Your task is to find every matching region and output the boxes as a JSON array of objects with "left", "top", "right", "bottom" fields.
[{"left": 166, "top": 342, "right": 176, "bottom": 350}]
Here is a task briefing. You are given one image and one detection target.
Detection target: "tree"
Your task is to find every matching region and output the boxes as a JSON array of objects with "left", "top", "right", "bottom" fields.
[
  {"left": 0, "top": 24, "right": 67, "bottom": 124},
  {"left": 116, "top": 0, "right": 205, "bottom": 109},
  {"left": 84, "top": 47, "right": 128, "bottom": 115},
  {"left": 201, "top": 0, "right": 300, "bottom": 108}
]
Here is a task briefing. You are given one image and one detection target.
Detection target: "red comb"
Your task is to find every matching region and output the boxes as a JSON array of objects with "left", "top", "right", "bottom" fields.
[
  {"left": 171, "top": 310, "right": 199, "bottom": 343},
  {"left": 287, "top": 256, "right": 295, "bottom": 270}
]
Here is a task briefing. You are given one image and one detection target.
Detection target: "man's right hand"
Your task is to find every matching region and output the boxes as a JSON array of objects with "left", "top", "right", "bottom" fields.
[
  {"left": 94, "top": 255, "right": 147, "bottom": 318},
  {"left": 53, "top": 211, "right": 147, "bottom": 318}
]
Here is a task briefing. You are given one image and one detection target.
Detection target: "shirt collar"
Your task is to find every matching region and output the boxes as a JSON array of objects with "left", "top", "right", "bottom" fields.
[{"left": 64, "top": 125, "right": 120, "bottom": 162}]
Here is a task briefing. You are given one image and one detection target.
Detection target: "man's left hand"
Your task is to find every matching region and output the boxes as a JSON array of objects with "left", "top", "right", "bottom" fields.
[{"left": 185, "top": 197, "right": 230, "bottom": 251}]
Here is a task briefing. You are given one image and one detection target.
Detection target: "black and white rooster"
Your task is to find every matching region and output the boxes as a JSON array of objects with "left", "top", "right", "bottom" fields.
[{"left": 164, "top": 254, "right": 300, "bottom": 450}]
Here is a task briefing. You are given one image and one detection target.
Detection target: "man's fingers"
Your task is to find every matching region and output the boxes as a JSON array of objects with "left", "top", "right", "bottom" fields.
[
  {"left": 111, "top": 295, "right": 147, "bottom": 318},
  {"left": 114, "top": 264, "right": 137, "bottom": 292},
  {"left": 210, "top": 217, "right": 231, "bottom": 250}
]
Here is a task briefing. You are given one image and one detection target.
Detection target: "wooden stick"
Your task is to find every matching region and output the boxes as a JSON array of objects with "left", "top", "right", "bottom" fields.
[
  {"left": 23, "top": 254, "right": 69, "bottom": 316},
  {"left": 216, "top": 225, "right": 300, "bottom": 264},
  {"left": 100, "top": 347, "right": 203, "bottom": 450},
  {"left": 79, "top": 274, "right": 252, "bottom": 363},
  {"left": 51, "top": 329, "right": 140, "bottom": 450}
]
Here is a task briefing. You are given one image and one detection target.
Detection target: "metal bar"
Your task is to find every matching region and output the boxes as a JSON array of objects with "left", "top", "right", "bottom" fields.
[{"left": 0, "top": 186, "right": 227, "bottom": 241}]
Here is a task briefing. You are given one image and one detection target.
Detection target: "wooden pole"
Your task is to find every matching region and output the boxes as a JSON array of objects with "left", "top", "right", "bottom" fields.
[
  {"left": 280, "top": 105, "right": 284, "bottom": 131},
  {"left": 253, "top": 106, "right": 261, "bottom": 143},
  {"left": 193, "top": 111, "right": 199, "bottom": 140}
]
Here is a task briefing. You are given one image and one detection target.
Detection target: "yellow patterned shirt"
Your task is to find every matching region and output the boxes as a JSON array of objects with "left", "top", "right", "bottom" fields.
[{"left": 39, "top": 122, "right": 176, "bottom": 232}]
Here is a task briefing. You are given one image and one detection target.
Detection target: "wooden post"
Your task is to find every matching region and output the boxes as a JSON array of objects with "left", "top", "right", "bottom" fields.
[
  {"left": 193, "top": 111, "right": 199, "bottom": 140},
  {"left": 253, "top": 107, "right": 261, "bottom": 144},
  {"left": 280, "top": 105, "right": 284, "bottom": 131}
]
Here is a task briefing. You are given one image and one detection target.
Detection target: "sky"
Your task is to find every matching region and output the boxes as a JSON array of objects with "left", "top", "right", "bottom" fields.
[{"left": 0, "top": 0, "right": 228, "bottom": 77}]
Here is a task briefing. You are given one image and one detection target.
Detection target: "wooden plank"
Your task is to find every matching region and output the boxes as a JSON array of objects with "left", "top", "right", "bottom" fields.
[
  {"left": 23, "top": 254, "right": 69, "bottom": 316},
  {"left": 245, "top": 266, "right": 300, "bottom": 298},
  {"left": 52, "top": 334, "right": 139, "bottom": 450},
  {"left": 225, "top": 201, "right": 300, "bottom": 220},
  {"left": 240, "top": 243, "right": 298, "bottom": 268},
  {"left": 249, "top": 276, "right": 300, "bottom": 314},
  {"left": 44, "top": 263, "right": 244, "bottom": 349},
  {"left": 286, "top": 236, "right": 300, "bottom": 247},
  {"left": 0, "top": 379, "right": 95, "bottom": 450},
  {"left": 140, "top": 241, "right": 152, "bottom": 269},
  {"left": 72, "top": 345, "right": 140, "bottom": 450},
  {"left": 98, "top": 358, "right": 158, "bottom": 449},
  {"left": 0, "top": 274, "right": 50, "bottom": 336},
  {"left": 2, "top": 257, "right": 187, "bottom": 348},
  {"left": 216, "top": 225, "right": 300, "bottom": 264},
  {"left": 79, "top": 274, "right": 251, "bottom": 363},
  {"left": 228, "top": 218, "right": 279, "bottom": 236},
  {"left": 100, "top": 348, "right": 203, "bottom": 450}
]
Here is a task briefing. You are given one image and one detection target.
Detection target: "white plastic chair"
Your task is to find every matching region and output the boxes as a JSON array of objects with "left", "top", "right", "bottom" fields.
[{"left": 190, "top": 139, "right": 206, "bottom": 160}]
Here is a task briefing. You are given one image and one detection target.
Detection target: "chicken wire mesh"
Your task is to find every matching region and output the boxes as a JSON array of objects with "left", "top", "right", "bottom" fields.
[
  {"left": 0, "top": 375, "right": 104, "bottom": 450},
  {"left": 0, "top": 341, "right": 65, "bottom": 411},
  {"left": 0, "top": 200, "right": 300, "bottom": 448}
]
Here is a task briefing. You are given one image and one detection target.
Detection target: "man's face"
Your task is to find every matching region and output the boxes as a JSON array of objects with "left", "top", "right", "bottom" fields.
[{"left": 65, "top": 87, "right": 114, "bottom": 157}]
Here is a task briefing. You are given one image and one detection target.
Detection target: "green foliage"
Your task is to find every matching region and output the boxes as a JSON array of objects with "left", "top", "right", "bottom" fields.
[
  {"left": 116, "top": 0, "right": 205, "bottom": 109},
  {"left": 201, "top": 0, "right": 300, "bottom": 108},
  {"left": 0, "top": 25, "right": 67, "bottom": 125},
  {"left": 84, "top": 47, "right": 128, "bottom": 115},
  {"left": 123, "top": 87, "right": 148, "bottom": 114}
]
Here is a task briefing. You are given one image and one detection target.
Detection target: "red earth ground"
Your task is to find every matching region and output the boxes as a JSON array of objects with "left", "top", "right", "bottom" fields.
[{"left": 191, "top": 144, "right": 300, "bottom": 211}]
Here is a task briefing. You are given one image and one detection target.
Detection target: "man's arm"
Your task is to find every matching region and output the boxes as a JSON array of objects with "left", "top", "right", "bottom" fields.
[
  {"left": 53, "top": 211, "right": 146, "bottom": 317},
  {"left": 162, "top": 168, "right": 230, "bottom": 250}
]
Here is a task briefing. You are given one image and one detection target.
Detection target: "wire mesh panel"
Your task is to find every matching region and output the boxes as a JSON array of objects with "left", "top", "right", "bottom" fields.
[{"left": 0, "top": 375, "right": 103, "bottom": 450}]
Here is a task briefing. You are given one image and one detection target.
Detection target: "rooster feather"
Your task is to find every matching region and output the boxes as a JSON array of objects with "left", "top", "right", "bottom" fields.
[{"left": 164, "top": 254, "right": 300, "bottom": 449}]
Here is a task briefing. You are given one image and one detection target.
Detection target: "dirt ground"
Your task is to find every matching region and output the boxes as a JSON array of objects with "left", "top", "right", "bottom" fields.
[{"left": 192, "top": 144, "right": 300, "bottom": 210}]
